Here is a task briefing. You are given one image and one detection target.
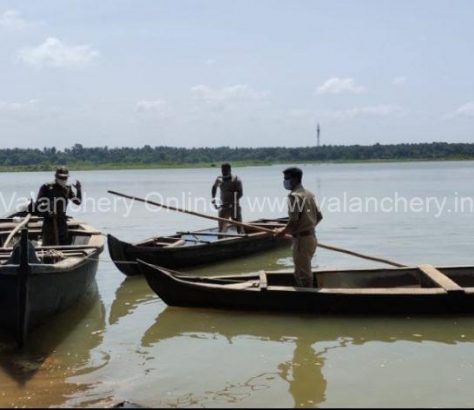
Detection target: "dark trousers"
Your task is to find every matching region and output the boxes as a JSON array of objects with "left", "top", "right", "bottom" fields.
[{"left": 42, "top": 215, "right": 69, "bottom": 246}]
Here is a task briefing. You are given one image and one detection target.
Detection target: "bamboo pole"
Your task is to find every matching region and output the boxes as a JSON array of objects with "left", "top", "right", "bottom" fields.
[
  {"left": 107, "top": 190, "right": 406, "bottom": 268},
  {"left": 3, "top": 214, "right": 32, "bottom": 249}
]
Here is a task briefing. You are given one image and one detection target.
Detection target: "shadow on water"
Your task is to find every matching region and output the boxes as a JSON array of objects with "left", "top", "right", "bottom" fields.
[
  {"left": 141, "top": 306, "right": 474, "bottom": 408},
  {"left": 185, "top": 244, "right": 293, "bottom": 276},
  {"left": 0, "top": 281, "right": 106, "bottom": 387},
  {"left": 108, "top": 276, "right": 157, "bottom": 326}
]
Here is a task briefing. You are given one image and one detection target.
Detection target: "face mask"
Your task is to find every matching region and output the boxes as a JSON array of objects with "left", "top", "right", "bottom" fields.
[
  {"left": 56, "top": 178, "right": 67, "bottom": 187},
  {"left": 284, "top": 179, "right": 292, "bottom": 190},
  {"left": 222, "top": 173, "right": 231, "bottom": 180}
]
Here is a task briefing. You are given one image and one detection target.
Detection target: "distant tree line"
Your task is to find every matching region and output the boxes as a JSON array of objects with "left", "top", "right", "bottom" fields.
[{"left": 1, "top": 142, "right": 474, "bottom": 169}]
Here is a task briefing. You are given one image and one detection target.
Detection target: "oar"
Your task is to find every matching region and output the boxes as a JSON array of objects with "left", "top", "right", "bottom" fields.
[{"left": 107, "top": 190, "right": 406, "bottom": 268}]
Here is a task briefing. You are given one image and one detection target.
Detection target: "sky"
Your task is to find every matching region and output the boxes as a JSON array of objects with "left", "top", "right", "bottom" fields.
[{"left": 0, "top": 0, "right": 473, "bottom": 149}]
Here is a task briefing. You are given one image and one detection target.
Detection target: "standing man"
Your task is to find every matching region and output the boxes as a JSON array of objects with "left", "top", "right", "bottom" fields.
[
  {"left": 274, "top": 167, "right": 323, "bottom": 287},
  {"left": 211, "top": 163, "right": 244, "bottom": 233},
  {"left": 35, "top": 166, "right": 82, "bottom": 246}
]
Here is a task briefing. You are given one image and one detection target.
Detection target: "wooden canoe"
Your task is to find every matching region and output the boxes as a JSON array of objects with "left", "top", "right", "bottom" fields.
[
  {"left": 107, "top": 217, "right": 290, "bottom": 276},
  {"left": 139, "top": 261, "right": 474, "bottom": 315},
  {"left": 0, "top": 212, "right": 104, "bottom": 347},
  {"left": 0, "top": 285, "right": 105, "bottom": 385}
]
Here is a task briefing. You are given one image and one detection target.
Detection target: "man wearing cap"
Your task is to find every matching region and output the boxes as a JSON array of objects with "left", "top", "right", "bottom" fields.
[
  {"left": 274, "top": 167, "right": 323, "bottom": 287},
  {"left": 211, "top": 163, "right": 244, "bottom": 233},
  {"left": 35, "top": 166, "right": 82, "bottom": 246}
]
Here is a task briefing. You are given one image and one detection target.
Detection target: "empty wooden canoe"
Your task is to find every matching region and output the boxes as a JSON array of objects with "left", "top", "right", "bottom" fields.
[
  {"left": 107, "top": 217, "right": 290, "bottom": 276},
  {"left": 139, "top": 261, "right": 474, "bottom": 315}
]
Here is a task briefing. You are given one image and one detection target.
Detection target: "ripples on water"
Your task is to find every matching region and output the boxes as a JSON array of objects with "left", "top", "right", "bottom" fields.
[{"left": 1, "top": 161, "right": 474, "bottom": 407}]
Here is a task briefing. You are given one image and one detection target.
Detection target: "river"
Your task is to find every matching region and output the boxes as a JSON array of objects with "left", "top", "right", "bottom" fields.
[{"left": 1, "top": 161, "right": 474, "bottom": 407}]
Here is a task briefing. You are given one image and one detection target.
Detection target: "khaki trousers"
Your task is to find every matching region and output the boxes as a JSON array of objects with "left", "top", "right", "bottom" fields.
[
  {"left": 292, "top": 235, "right": 317, "bottom": 287},
  {"left": 218, "top": 204, "right": 243, "bottom": 233}
]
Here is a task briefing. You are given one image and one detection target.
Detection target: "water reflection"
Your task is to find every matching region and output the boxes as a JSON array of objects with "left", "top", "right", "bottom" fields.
[
  {"left": 189, "top": 245, "right": 292, "bottom": 276},
  {"left": 278, "top": 339, "right": 336, "bottom": 407},
  {"left": 1, "top": 162, "right": 473, "bottom": 407},
  {"left": 0, "top": 283, "right": 107, "bottom": 407},
  {"left": 141, "top": 307, "right": 474, "bottom": 407},
  {"left": 108, "top": 277, "right": 157, "bottom": 326}
]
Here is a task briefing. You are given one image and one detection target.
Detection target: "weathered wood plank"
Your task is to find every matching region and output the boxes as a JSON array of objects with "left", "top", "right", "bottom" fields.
[
  {"left": 165, "top": 239, "right": 186, "bottom": 248},
  {"left": 418, "top": 264, "right": 464, "bottom": 293},
  {"left": 0, "top": 222, "right": 82, "bottom": 229},
  {"left": 248, "top": 222, "right": 286, "bottom": 227},
  {"left": 317, "top": 287, "right": 446, "bottom": 295},
  {"left": 0, "top": 244, "right": 100, "bottom": 252},
  {"left": 177, "top": 231, "right": 249, "bottom": 238},
  {"left": 224, "top": 280, "right": 259, "bottom": 289},
  {"left": 259, "top": 271, "right": 268, "bottom": 291},
  {"left": 0, "top": 229, "right": 101, "bottom": 236}
]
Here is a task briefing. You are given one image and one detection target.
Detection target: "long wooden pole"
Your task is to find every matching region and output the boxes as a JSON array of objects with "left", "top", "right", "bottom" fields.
[
  {"left": 3, "top": 214, "right": 32, "bottom": 249},
  {"left": 17, "top": 227, "right": 31, "bottom": 348},
  {"left": 108, "top": 190, "right": 406, "bottom": 268},
  {"left": 108, "top": 190, "right": 266, "bottom": 233}
]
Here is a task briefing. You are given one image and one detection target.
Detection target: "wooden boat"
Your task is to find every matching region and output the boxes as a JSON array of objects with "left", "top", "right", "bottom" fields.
[
  {"left": 139, "top": 261, "right": 474, "bottom": 314},
  {"left": 0, "top": 285, "right": 105, "bottom": 385},
  {"left": 0, "top": 212, "right": 104, "bottom": 346},
  {"left": 108, "top": 217, "right": 290, "bottom": 276}
]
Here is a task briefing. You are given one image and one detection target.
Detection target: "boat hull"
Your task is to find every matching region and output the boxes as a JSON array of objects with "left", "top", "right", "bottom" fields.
[
  {"left": 108, "top": 229, "right": 289, "bottom": 276},
  {"left": 0, "top": 212, "right": 104, "bottom": 345},
  {"left": 139, "top": 262, "right": 474, "bottom": 315},
  {"left": 0, "top": 255, "right": 100, "bottom": 333}
]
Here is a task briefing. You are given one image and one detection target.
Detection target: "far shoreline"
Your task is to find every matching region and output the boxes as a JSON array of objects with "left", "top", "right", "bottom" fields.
[{"left": 1, "top": 157, "right": 474, "bottom": 173}]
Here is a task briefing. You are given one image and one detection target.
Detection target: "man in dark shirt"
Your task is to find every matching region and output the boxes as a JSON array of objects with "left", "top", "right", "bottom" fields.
[
  {"left": 35, "top": 166, "right": 82, "bottom": 246},
  {"left": 211, "top": 163, "right": 244, "bottom": 233}
]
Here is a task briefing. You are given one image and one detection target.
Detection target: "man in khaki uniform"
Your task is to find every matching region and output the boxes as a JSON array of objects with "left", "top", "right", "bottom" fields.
[
  {"left": 275, "top": 167, "right": 322, "bottom": 287},
  {"left": 211, "top": 163, "right": 244, "bottom": 233}
]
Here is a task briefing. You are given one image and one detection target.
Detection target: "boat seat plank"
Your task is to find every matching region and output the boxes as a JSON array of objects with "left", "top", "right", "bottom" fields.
[
  {"left": 418, "top": 264, "right": 464, "bottom": 293},
  {"left": 166, "top": 239, "right": 186, "bottom": 248},
  {"left": 259, "top": 271, "right": 268, "bottom": 291},
  {"left": 0, "top": 222, "right": 82, "bottom": 230},
  {"left": 177, "top": 231, "right": 249, "bottom": 238},
  {"left": 317, "top": 287, "right": 446, "bottom": 295},
  {"left": 223, "top": 280, "right": 259, "bottom": 289},
  {"left": 153, "top": 241, "right": 176, "bottom": 246},
  {"left": 248, "top": 222, "right": 286, "bottom": 226},
  {"left": 152, "top": 237, "right": 178, "bottom": 242},
  {"left": 0, "top": 245, "right": 99, "bottom": 252}
]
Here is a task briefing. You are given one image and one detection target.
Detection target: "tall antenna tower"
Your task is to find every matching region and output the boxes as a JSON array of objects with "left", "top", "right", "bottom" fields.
[{"left": 316, "top": 123, "right": 321, "bottom": 147}]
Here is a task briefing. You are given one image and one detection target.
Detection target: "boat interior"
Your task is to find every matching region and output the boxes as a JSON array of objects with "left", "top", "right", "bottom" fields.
[
  {"left": 0, "top": 215, "right": 102, "bottom": 265},
  {"left": 137, "top": 217, "right": 289, "bottom": 248},
  {"left": 169, "top": 265, "right": 474, "bottom": 293}
]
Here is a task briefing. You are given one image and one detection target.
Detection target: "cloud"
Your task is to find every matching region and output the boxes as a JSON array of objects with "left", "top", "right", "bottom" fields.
[
  {"left": 0, "top": 99, "right": 41, "bottom": 123},
  {"left": 0, "top": 99, "right": 39, "bottom": 112},
  {"left": 447, "top": 101, "right": 474, "bottom": 118},
  {"left": 191, "top": 84, "right": 269, "bottom": 104},
  {"left": 18, "top": 37, "right": 100, "bottom": 68},
  {"left": 319, "top": 105, "right": 404, "bottom": 120},
  {"left": 136, "top": 99, "right": 172, "bottom": 119},
  {"left": 136, "top": 99, "right": 167, "bottom": 112},
  {"left": 392, "top": 76, "right": 407, "bottom": 86},
  {"left": 0, "top": 10, "right": 28, "bottom": 31},
  {"left": 316, "top": 77, "right": 366, "bottom": 95}
]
